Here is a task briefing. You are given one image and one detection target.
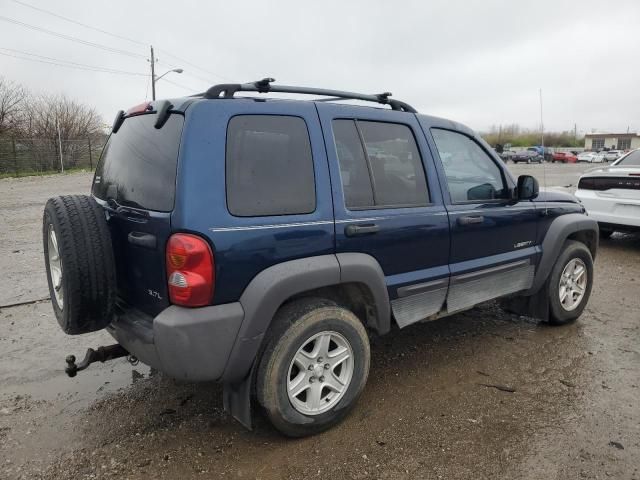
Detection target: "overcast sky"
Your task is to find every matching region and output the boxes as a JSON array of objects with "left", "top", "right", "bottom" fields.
[{"left": 1, "top": 0, "right": 638, "bottom": 134}]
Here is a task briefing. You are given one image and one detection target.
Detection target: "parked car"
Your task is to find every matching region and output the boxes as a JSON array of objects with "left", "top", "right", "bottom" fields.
[
  {"left": 528, "top": 146, "right": 554, "bottom": 161},
  {"left": 42, "top": 79, "right": 598, "bottom": 437},
  {"left": 499, "top": 149, "right": 516, "bottom": 162},
  {"left": 603, "top": 150, "right": 624, "bottom": 162},
  {"left": 575, "top": 149, "right": 640, "bottom": 237},
  {"left": 512, "top": 149, "right": 543, "bottom": 163},
  {"left": 552, "top": 151, "right": 578, "bottom": 163},
  {"left": 577, "top": 151, "right": 605, "bottom": 163}
]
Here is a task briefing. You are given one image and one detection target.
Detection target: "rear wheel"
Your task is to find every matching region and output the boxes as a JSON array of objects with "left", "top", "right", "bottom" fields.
[
  {"left": 256, "top": 298, "right": 370, "bottom": 437},
  {"left": 547, "top": 241, "right": 593, "bottom": 325}
]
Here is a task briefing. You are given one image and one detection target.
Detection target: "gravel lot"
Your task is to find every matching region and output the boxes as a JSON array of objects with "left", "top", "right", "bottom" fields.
[{"left": 0, "top": 164, "right": 638, "bottom": 480}]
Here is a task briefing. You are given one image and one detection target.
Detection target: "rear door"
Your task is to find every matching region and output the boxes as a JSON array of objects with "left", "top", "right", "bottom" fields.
[
  {"left": 421, "top": 121, "right": 539, "bottom": 314},
  {"left": 317, "top": 103, "right": 450, "bottom": 328},
  {"left": 92, "top": 112, "right": 184, "bottom": 316}
]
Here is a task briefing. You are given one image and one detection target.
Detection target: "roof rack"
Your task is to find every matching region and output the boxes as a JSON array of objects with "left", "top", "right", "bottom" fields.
[{"left": 196, "top": 78, "right": 417, "bottom": 113}]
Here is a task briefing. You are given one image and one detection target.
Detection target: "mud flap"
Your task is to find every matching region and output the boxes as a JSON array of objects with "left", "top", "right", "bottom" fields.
[
  {"left": 223, "top": 369, "right": 254, "bottom": 430},
  {"left": 500, "top": 277, "right": 550, "bottom": 321}
]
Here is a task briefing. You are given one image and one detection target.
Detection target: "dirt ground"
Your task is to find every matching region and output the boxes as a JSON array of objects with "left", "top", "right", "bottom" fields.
[{"left": 0, "top": 164, "right": 638, "bottom": 480}]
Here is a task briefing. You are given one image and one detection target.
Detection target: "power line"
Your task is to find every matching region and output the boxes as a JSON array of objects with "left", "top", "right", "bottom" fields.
[
  {"left": 10, "top": 0, "right": 234, "bottom": 84},
  {"left": 12, "top": 0, "right": 233, "bottom": 83},
  {"left": 155, "top": 59, "right": 213, "bottom": 86},
  {"left": 160, "top": 77, "right": 199, "bottom": 92},
  {"left": 0, "top": 15, "right": 146, "bottom": 59},
  {"left": 0, "top": 48, "right": 149, "bottom": 76},
  {"left": 6, "top": 2, "right": 237, "bottom": 87},
  {"left": 10, "top": 0, "right": 147, "bottom": 47},
  {"left": 155, "top": 49, "right": 233, "bottom": 83}
]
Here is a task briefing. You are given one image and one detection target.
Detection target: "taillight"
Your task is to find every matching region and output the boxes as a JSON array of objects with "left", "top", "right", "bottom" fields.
[{"left": 166, "top": 234, "right": 214, "bottom": 307}]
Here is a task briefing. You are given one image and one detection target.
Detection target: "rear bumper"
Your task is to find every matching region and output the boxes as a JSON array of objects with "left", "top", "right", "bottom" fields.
[
  {"left": 575, "top": 191, "right": 640, "bottom": 228},
  {"left": 107, "top": 302, "right": 244, "bottom": 381}
]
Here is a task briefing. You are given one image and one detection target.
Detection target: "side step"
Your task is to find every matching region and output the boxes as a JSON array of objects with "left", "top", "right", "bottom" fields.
[{"left": 65, "top": 344, "right": 129, "bottom": 377}]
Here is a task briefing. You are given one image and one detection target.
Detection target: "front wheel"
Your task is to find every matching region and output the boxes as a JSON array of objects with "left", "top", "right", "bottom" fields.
[
  {"left": 547, "top": 241, "right": 594, "bottom": 325},
  {"left": 256, "top": 299, "right": 370, "bottom": 437}
]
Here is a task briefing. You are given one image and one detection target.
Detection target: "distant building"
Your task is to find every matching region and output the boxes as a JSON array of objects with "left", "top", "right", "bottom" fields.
[{"left": 584, "top": 132, "right": 640, "bottom": 151}]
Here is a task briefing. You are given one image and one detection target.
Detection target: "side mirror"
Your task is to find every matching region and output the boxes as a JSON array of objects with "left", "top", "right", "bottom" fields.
[{"left": 517, "top": 175, "right": 539, "bottom": 200}]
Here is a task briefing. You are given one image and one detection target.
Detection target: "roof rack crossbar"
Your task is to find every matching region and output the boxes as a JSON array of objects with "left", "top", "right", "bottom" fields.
[{"left": 201, "top": 78, "right": 417, "bottom": 113}]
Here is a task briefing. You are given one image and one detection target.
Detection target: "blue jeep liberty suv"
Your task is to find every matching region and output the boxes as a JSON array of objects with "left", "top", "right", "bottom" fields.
[{"left": 42, "top": 79, "right": 598, "bottom": 437}]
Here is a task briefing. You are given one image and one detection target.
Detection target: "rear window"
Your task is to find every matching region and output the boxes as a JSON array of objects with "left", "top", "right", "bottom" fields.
[
  {"left": 226, "top": 115, "right": 316, "bottom": 217},
  {"left": 617, "top": 150, "right": 640, "bottom": 166},
  {"left": 92, "top": 114, "right": 184, "bottom": 212}
]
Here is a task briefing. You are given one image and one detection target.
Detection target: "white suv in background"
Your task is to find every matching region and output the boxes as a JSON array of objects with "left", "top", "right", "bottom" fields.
[{"left": 575, "top": 149, "right": 640, "bottom": 237}]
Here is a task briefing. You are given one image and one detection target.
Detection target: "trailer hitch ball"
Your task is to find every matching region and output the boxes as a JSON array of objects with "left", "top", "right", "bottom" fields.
[{"left": 64, "top": 345, "right": 129, "bottom": 377}]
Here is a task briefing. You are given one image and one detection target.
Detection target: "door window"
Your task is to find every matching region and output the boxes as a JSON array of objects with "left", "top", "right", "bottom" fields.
[
  {"left": 226, "top": 115, "right": 316, "bottom": 216},
  {"left": 332, "top": 119, "right": 429, "bottom": 209},
  {"left": 431, "top": 129, "right": 508, "bottom": 203}
]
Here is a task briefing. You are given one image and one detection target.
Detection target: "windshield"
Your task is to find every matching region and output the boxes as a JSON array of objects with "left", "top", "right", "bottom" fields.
[{"left": 616, "top": 150, "right": 640, "bottom": 166}]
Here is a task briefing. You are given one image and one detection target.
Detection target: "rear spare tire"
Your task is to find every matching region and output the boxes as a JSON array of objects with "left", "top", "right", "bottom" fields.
[{"left": 43, "top": 195, "right": 116, "bottom": 334}]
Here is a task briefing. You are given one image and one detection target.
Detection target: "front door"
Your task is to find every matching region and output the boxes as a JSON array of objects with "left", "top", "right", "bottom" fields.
[
  {"left": 317, "top": 103, "right": 450, "bottom": 328},
  {"left": 424, "top": 124, "right": 539, "bottom": 314}
]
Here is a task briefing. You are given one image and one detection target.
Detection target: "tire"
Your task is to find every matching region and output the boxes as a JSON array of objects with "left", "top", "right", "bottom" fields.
[
  {"left": 256, "top": 298, "right": 370, "bottom": 437},
  {"left": 547, "top": 240, "right": 594, "bottom": 326},
  {"left": 43, "top": 195, "right": 116, "bottom": 335},
  {"left": 527, "top": 158, "right": 531, "bottom": 164}
]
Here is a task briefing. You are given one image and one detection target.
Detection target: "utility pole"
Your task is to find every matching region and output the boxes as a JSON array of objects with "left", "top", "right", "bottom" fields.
[
  {"left": 539, "top": 88, "right": 544, "bottom": 152},
  {"left": 150, "top": 45, "right": 156, "bottom": 101},
  {"left": 574, "top": 123, "right": 577, "bottom": 147}
]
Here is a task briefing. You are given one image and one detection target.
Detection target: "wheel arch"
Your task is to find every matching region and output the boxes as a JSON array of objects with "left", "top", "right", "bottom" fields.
[
  {"left": 530, "top": 213, "right": 598, "bottom": 294},
  {"left": 222, "top": 253, "right": 389, "bottom": 384},
  {"left": 502, "top": 213, "right": 598, "bottom": 321}
]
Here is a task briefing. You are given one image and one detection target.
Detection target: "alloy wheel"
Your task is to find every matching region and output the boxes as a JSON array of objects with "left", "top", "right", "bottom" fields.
[
  {"left": 287, "top": 331, "right": 354, "bottom": 415},
  {"left": 558, "top": 258, "right": 587, "bottom": 311}
]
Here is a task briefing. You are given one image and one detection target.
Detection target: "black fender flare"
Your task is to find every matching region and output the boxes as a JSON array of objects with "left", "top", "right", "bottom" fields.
[
  {"left": 222, "top": 253, "right": 389, "bottom": 383},
  {"left": 502, "top": 213, "right": 597, "bottom": 321},
  {"left": 528, "top": 213, "right": 598, "bottom": 294}
]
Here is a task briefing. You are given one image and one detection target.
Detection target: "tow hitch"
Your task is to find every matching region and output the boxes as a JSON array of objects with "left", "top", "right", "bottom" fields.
[{"left": 65, "top": 344, "right": 130, "bottom": 377}]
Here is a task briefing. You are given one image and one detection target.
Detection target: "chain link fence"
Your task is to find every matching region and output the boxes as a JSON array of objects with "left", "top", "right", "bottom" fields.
[{"left": 0, "top": 136, "right": 106, "bottom": 177}]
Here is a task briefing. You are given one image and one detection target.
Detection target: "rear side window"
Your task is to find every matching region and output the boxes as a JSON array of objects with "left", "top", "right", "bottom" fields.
[
  {"left": 226, "top": 115, "right": 316, "bottom": 216},
  {"left": 333, "top": 119, "right": 429, "bottom": 209},
  {"left": 93, "top": 114, "right": 183, "bottom": 212},
  {"left": 431, "top": 128, "right": 508, "bottom": 203}
]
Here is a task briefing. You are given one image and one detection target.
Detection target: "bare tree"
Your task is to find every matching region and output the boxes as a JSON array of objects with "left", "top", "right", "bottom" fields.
[
  {"left": 0, "top": 76, "right": 26, "bottom": 135},
  {"left": 18, "top": 94, "right": 104, "bottom": 170},
  {"left": 20, "top": 94, "right": 102, "bottom": 139}
]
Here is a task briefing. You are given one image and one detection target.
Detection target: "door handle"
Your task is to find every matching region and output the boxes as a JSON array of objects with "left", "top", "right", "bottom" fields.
[
  {"left": 344, "top": 223, "right": 380, "bottom": 237},
  {"left": 128, "top": 231, "right": 157, "bottom": 249},
  {"left": 458, "top": 215, "right": 484, "bottom": 225}
]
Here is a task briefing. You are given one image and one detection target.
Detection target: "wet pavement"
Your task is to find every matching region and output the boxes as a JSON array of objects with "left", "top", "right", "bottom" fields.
[{"left": 0, "top": 165, "right": 638, "bottom": 479}]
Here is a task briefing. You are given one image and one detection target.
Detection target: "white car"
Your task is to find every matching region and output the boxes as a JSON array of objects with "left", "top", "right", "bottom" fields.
[
  {"left": 577, "top": 151, "right": 605, "bottom": 163},
  {"left": 575, "top": 149, "right": 640, "bottom": 237},
  {"left": 603, "top": 150, "right": 624, "bottom": 162}
]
